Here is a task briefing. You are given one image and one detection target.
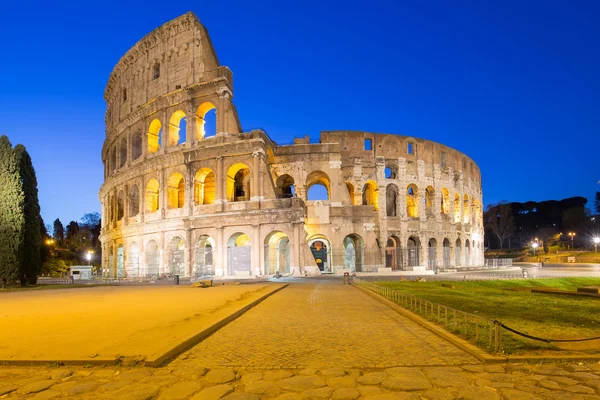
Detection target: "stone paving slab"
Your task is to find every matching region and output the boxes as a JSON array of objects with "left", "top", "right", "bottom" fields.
[
  {"left": 171, "top": 281, "right": 479, "bottom": 369},
  {"left": 1, "top": 362, "right": 599, "bottom": 399}
]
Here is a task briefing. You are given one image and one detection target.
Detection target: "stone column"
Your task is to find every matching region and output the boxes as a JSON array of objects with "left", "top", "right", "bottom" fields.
[
  {"left": 186, "top": 103, "right": 196, "bottom": 148},
  {"left": 215, "top": 156, "right": 225, "bottom": 204},
  {"left": 139, "top": 235, "right": 145, "bottom": 277},
  {"left": 251, "top": 151, "right": 264, "bottom": 201},
  {"left": 217, "top": 227, "right": 226, "bottom": 276},
  {"left": 123, "top": 183, "right": 129, "bottom": 226},
  {"left": 185, "top": 163, "right": 194, "bottom": 216},
  {"left": 185, "top": 229, "right": 193, "bottom": 277},
  {"left": 159, "top": 169, "right": 166, "bottom": 219},
  {"left": 252, "top": 224, "right": 261, "bottom": 276}
]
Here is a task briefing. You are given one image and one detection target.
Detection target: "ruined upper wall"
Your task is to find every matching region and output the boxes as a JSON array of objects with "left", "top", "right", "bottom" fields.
[
  {"left": 104, "top": 12, "right": 220, "bottom": 133},
  {"left": 320, "top": 131, "right": 481, "bottom": 184}
]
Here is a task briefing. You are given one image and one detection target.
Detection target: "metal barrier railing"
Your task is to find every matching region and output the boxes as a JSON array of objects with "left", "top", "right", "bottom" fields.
[{"left": 353, "top": 277, "right": 503, "bottom": 353}]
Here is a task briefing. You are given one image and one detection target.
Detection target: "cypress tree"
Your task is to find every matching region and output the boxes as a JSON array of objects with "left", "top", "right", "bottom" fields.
[
  {"left": 14, "top": 145, "right": 42, "bottom": 285},
  {"left": 53, "top": 218, "right": 64, "bottom": 243},
  {"left": 0, "top": 136, "right": 24, "bottom": 287}
]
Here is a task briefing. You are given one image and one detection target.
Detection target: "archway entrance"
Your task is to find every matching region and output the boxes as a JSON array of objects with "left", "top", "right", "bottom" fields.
[
  {"left": 309, "top": 236, "right": 330, "bottom": 272},
  {"left": 264, "top": 231, "right": 290, "bottom": 274},
  {"left": 343, "top": 234, "right": 364, "bottom": 272},
  {"left": 465, "top": 239, "right": 471, "bottom": 267},
  {"left": 169, "top": 237, "right": 185, "bottom": 276},
  {"left": 428, "top": 238, "right": 437, "bottom": 271},
  {"left": 407, "top": 237, "right": 420, "bottom": 267},
  {"left": 108, "top": 246, "right": 114, "bottom": 278},
  {"left": 195, "top": 235, "right": 215, "bottom": 278},
  {"left": 385, "top": 236, "right": 401, "bottom": 270},
  {"left": 443, "top": 239, "right": 451, "bottom": 269},
  {"left": 127, "top": 243, "right": 140, "bottom": 278},
  {"left": 117, "top": 245, "right": 124, "bottom": 278},
  {"left": 145, "top": 240, "right": 160, "bottom": 277},
  {"left": 455, "top": 239, "right": 462, "bottom": 267},
  {"left": 228, "top": 233, "right": 251, "bottom": 275}
]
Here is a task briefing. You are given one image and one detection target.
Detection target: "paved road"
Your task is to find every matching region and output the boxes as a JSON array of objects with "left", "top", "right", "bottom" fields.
[{"left": 171, "top": 279, "right": 479, "bottom": 369}]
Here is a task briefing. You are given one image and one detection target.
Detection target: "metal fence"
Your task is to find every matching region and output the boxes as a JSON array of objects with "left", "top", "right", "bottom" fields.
[
  {"left": 484, "top": 258, "right": 513, "bottom": 268},
  {"left": 353, "top": 277, "right": 503, "bottom": 353},
  {"left": 319, "top": 246, "right": 424, "bottom": 273}
]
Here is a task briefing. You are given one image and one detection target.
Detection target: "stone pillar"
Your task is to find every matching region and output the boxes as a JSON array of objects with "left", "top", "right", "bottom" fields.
[
  {"left": 217, "top": 227, "right": 226, "bottom": 276},
  {"left": 159, "top": 169, "right": 166, "bottom": 219},
  {"left": 185, "top": 229, "right": 193, "bottom": 277},
  {"left": 252, "top": 224, "right": 261, "bottom": 275},
  {"left": 185, "top": 163, "right": 194, "bottom": 216},
  {"left": 186, "top": 103, "right": 196, "bottom": 148},
  {"left": 123, "top": 183, "right": 129, "bottom": 226},
  {"left": 251, "top": 150, "right": 265, "bottom": 201},
  {"left": 292, "top": 221, "right": 300, "bottom": 275},
  {"left": 139, "top": 235, "right": 145, "bottom": 277},
  {"left": 215, "top": 156, "right": 225, "bottom": 204}
]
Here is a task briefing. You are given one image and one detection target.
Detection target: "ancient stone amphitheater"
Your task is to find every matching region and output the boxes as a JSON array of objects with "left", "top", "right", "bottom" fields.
[{"left": 99, "top": 12, "right": 484, "bottom": 279}]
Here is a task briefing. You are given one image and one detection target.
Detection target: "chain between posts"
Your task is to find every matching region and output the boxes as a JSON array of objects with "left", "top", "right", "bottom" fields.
[{"left": 352, "top": 277, "right": 502, "bottom": 353}]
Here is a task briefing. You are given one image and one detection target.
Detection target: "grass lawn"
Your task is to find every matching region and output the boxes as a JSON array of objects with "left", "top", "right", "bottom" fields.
[{"left": 378, "top": 278, "right": 600, "bottom": 354}]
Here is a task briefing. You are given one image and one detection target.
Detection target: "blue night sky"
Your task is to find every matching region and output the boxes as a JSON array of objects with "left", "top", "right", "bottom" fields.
[{"left": 1, "top": 1, "right": 599, "bottom": 226}]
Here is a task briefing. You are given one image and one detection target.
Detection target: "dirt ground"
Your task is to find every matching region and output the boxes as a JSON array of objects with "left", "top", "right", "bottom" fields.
[{"left": 0, "top": 283, "right": 282, "bottom": 363}]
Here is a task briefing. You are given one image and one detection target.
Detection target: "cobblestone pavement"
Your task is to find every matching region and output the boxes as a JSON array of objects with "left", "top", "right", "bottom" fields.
[
  {"left": 172, "top": 280, "right": 478, "bottom": 369},
  {"left": 1, "top": 362, "right": 600, "bottom": 399}
]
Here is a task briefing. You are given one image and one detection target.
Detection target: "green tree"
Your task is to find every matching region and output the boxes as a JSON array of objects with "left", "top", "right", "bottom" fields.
[
  {"left": 14, "top": 145, "right": 42, "bottom": 285},
  {"left": 53, "top": 218, "right": 64, "bottom": 243},
  {"left": 0, "top": 136, "right": 24, "bottom": 287}
]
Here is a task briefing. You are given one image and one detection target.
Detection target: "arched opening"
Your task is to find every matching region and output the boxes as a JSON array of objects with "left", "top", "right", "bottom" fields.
[
  {"left": 127, "top": 242, "right": 140, "bottom": 278},
  {"left": 196, "top": 102, "right": 217, "bottom": 139},
  {"left": 108, "top": 195, "right": 115, "bottom": 222},
  {"left": 117, "top": 191, "right": 124, "bottom": 220},
  {"left": 194, "top": 168, "right": 216, "bottom": 205},
  {"left": 168, "top": 110, "right": 186, "bottom": 146},
  {"left": 276, "top": 174, "right": 295, "bottom": 199},
  {"left": 362, "top": 181, "right": 378, "bottom": 210},
  {"left": 195, "top": 235, "right": 215, "bottom": 278},
  {"left": 108, "top": 245, "right": 114, "bottom": 278},
  {"left": 463, "top": 195, "right": 470, "bottom": 224},
  {"left": 226, "top": 163, "right": 251, "bottom": 202},
  {"left": 145, "top": 240, "right": 160, "bottom": 277},
  {"left": 443, "top": 238, "right": 451, "bottom": 269},
  {"left": 227, "top": 232, "right": 251, "bottom": 275},
  {"left": 264, "top": 231, "right": 291, "bottom": 274},
  {"left": 425, "top": 186, "right": 435, "bottom": 215},
  {"left": 129, "top": 184, "right": 140, "bottom": 217},
  {"left": 306, "top": 171, "right": 330, "bottom": 201},
  {"left": 455, "top": 239, "right": 462, "bottom": 267},
  {"left": 384, "top": 163, "right": 397, "bottom": 179},
  {"left": 385, "top": 236, "right": 401, "bottom": 270},
  {"left": 454, "top": 193, "right": 461, "bottom": 223},
  {"left": 148, "top": 119, "right": 162, "bottom": 154},
  {"left": 169, "top": 237, "right": 185, "bottom": 276},
  {"left": 131, "top": 130, "right": 143, "bottom": 160},
  {"left": 441, "top": 188, "right": 450, "bottom": 215},
  {"left": 346, "top": 182, "right": 355, "bottom": 205},
  {"left": 465, "top": 239, "right": 471, "bottom": 267},
  {"left": 473, "top": 198, "right": 480, "bottom": 226},
  {"left": 119, "top": 137, "right": 127, "bottom": 168},
  {"left": 110, "top": 147, "right": 117, "bottom": 174},
  {"left": 386, "top": 184, "right": 398, "bottom": 217},
  {"left": 428, "top": 238, "right": 437, "bottom": 271},
  {"left": 167, "top": 173, "right": 185, "bottom": 209},
  {"left": 406, "top": 184, "right": 419, "bottom": 218},
  {"left": 407, "top": 237, "right": 420, "bottom": 267},
  {"left": 343, "top": 234, "right": 364, "bottom": 272},
  {"left": 309, "top": 236, "right": 331, "bottom": 272},
  {"left": 145, "top": 179, "right": 160, "bottom": 213},
  {"left": 117, "top": 244, "right": 124, "bottom": 278}
]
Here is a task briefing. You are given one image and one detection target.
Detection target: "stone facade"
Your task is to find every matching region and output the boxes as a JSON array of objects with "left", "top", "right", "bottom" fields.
[{"left": 99, "top": 12, "right": 484, "bottom": 279}]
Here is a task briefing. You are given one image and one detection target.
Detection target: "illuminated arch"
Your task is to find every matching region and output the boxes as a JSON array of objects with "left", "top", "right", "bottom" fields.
[
  {"left": 264, "top": 231, "right": 291, "bottom": 274},
  {"left": 168, "top": 110, "right": 186, "bottom": 146},
  {"left": 226, "top": 163, "right": 251, "bottom": 202},
  {"left": 148, "top": 119, "right": 162, "bottom": 154},
  {"left": 194, "top": 168, "right": 216, "bottom": 205},
  {"left": 145, "top": 179, "right": 159, "bottom": 213},
  {"left": 195, "top": 234, "right": 215, "bottom": 277},
  {"left": 386, "top": 184, "right": 398, "bottom": 217},
  {"left": 343, "top": 234, "right": 364, "bottom": 272},
  {"left": 306, "top": 171, "right": 330, "bottom": 201},
  {"left": 406, "top": 184, "right": 419, "bottom": 218},
  {"left": 167, "top": 172, "right": 185, "bottom": 209},
  {"left": 463, "top": 194, "right": 470, "bottom": 224},
  {"left": 362, "top": 180, "right": 378, "bottom": 210},
  {"left": 441, "top": 188, "right": 450, "bottom": 215},
  {"left": 276, "top": 174, "right": 295, "bottom": 198},
  {"left": 425, "top": 186, "right": 435, "bottom": 214},
  {"left": 168, "top": 236, "right": 185, "bottom": 275},
  {"left": 145, "top": 239, "right": 160, "bottom": 277},
  {"left": 227, "top": 232, "right": 252, "bottom": 275},
  {"left": 454, "top": 193, "right": 461, "bottom": 222},
  {"left": 346, "top": 182, "right": 355, "bottom": 205},
  {"left": 196, "top": 102, "right": 216, "bottom": 140},
  {"left": 129, "top": 184, "right": 140, "bottom": 217}
]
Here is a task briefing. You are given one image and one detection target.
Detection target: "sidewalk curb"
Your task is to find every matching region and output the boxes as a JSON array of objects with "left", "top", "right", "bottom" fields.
[
  {"left": 352, "top": 284, "right": 504, "bottom": 364},
  {"left": 145, "top": 283, "right": 289, "bottom": 367}
]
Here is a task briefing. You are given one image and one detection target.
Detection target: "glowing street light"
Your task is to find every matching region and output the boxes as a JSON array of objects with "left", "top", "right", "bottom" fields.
[
  {"left": 86, "top": 251, "right": 93, "bottom": 265},
  {"left": 594, "top": 237, "right": 600, "bottom": 253},
  {"left": 568, "top": 232, "right": 576, "bottom": 249},
  {"left": 532, "top": 242, "right": 539, "bottom": 255}
]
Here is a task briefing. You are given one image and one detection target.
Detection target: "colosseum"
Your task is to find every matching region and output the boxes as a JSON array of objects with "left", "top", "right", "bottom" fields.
[{"left": 99, "top": 12, "right": 484, "bottom": 279}]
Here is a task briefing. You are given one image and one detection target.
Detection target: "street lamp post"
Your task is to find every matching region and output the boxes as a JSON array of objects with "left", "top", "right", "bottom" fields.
[
  {"left": 532, "top": 242, "right": 539, "bottom": 256},
  {"left": 594, "top": 237, "right": 600, "bottom": 253},
  {"left": 568, "top": 232, "right": 576, "bottom": 249}
]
